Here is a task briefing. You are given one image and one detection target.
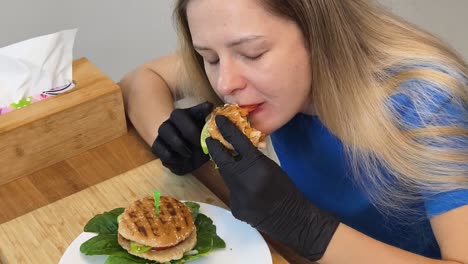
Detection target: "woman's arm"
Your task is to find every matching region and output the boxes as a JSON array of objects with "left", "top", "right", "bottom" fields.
[
  {"left": 320, "top": 206, "right": 468, "bottom": 264},
  {"left": 431, "top": 205, "right": 468, "bottom": 263},
  {"left": 119, "top": 53, "right": 182, "bottom": 146}
]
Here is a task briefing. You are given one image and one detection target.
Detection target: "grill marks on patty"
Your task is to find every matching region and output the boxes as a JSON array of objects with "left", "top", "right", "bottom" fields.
[
  {"left": 138, "top": 226, "right": 148, "bottom": 237},
  {"left": 118, "top": 196, "right": 195, "bottom": 248},
  {"left": 167, "top": 203, "right": 176, "bottom": 216}
]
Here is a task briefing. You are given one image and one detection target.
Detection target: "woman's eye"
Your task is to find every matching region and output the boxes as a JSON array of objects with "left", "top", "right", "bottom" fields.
[
  {"left": 205, "top": 58, "right": 219, "bottom": 65},
  {"left": 245, "top": 53, "right": 264, "bottom": 61}
]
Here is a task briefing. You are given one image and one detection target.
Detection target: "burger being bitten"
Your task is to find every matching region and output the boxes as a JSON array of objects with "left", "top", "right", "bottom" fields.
[
  {"left": 200, "top": 104, "right": 267, "bottom": 154},
  {"left": 117, "top": 196, "right": 196, "bottom": 262}
]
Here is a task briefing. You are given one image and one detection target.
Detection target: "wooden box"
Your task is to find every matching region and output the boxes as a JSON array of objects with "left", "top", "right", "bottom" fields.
[{"left": 0, "top": 58, "right": 127, "bottom": 185}]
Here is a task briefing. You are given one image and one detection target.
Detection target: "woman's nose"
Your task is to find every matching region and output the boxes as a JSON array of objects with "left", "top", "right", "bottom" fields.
[{"left": 216, "top": 60, "right": 246, "bottom": 96}]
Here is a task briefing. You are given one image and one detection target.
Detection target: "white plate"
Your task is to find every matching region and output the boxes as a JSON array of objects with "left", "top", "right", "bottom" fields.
[{"left": 59, "top": 202, "right": 273, "bottom": 264}]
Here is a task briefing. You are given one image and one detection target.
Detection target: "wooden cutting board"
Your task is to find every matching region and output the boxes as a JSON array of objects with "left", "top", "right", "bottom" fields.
[{"left": 0, "top": 160, "right": 288, "bottom": 264}]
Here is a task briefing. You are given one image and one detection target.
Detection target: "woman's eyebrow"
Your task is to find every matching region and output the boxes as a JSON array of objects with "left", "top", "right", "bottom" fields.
[
  {"left": 193, "top": 35, "right": 265, "bottom": 51},
  {"left": 193, "top": 45, "right": 211, "bottom": 51},
  {"left": 226, "top": 35, "right": 265, "bottom": 47}
]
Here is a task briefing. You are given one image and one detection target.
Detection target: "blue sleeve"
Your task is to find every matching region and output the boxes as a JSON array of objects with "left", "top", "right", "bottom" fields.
[
  {"left": 388, "top": 76, "right": 468, "bottom": 218},
  {"left": 425, "top": 190, "right": 468, "bottom": 218}
]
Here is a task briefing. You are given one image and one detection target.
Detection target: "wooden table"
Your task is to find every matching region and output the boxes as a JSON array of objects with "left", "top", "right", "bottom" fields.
[{"left": 0, "top": 159, "right": 289, "bottom": 263}]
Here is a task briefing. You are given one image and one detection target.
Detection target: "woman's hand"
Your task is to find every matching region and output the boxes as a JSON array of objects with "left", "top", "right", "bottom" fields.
[
  {"left": 152, "top": 102, "right": 213, "bottom": 175},
  {"left": 206, "top": 115, "right": 340, "bottom": 261}
]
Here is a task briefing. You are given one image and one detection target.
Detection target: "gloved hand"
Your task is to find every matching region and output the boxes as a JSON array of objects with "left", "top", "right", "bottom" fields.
[
  {"left": 152, "top": 102, "right": 213, "bottom": 175},
  {"left": 206, "top": 115, "right": 340, "bottom": 261}
]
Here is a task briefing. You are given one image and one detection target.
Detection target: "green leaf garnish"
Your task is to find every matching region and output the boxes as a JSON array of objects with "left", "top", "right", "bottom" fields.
[
  {"left": 212, "top": 235, "right": 227, "bottom": 249},
  {"left": 80, "top": 234, "right": 125, "bottom": 255},
  {"left": 184, "top": 201, "right": 200, "bottom": 220},
  {"left": 84, "top": 208, "right": 124, "bottom": 234},
  {"left": 104, "top": 255, "right": 149, "bottom": 264}
]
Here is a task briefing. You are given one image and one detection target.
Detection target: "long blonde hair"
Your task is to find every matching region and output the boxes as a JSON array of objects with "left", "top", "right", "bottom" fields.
[{"left": 174, "top": 0, "right": 468, "bottom": 217}]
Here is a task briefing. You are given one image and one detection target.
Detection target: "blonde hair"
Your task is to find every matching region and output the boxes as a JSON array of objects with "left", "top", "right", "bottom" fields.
[{"left": 174, "top": 0, "right": 468, "bottom": 218}]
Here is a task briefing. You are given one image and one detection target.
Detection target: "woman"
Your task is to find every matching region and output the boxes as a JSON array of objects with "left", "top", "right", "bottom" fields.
[{"left": 120, "top": 0, "right": 468, "bottom": 262}]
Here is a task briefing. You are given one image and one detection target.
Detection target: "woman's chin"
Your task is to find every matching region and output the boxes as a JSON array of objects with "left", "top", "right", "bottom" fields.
[
  {"left": 250, "top": 119, "right": 274, "bottom": 135},
  {"left": 249, "top": 107, "right": 285, "bottom": 135}
]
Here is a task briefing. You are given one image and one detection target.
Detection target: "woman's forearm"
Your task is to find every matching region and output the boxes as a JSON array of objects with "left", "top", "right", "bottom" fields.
[
  {"left": 119, "top": 67, "right": 175, "bottom": 146},
  {"left": 319, "top": 224, "right": 462, "bottom": 264}
]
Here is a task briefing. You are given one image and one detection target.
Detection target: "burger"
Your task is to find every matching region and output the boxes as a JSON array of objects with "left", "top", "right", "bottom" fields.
[
  {"left": 200, "top": 104, "right": 266, "bottom": 153},
  {"left": 117, "top": 196, "right": 196, "bottom": 262}
]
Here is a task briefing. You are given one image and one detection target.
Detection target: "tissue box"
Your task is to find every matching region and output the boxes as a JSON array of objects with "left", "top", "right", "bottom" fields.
[{"left": 0, "top": 58, "right": 127, "bottom": 185}]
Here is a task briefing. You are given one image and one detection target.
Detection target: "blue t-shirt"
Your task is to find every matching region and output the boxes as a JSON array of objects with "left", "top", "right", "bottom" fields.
[{"left": 270, "top": 74, "right": 467, "bottom": 258}]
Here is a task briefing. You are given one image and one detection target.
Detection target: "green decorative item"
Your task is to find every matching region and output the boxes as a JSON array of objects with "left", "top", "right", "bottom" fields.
[
  {"left": 153, "top": 190, "right": 160, "bottom": 216},
  {"left": 10, "top": 97, "right": 33, "bottom": 109}
]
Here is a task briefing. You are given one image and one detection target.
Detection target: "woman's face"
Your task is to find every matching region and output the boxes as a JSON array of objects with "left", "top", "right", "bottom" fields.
[{"left": 187, "top": 0, "right": 312, "bottom": 134}]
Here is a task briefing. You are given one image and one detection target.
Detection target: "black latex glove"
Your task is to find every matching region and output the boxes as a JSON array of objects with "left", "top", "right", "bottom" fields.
[
  {"left": 152, "top": 102, "right": 213, "bottom": 175},
  {"left": 206, "top": 115, "right": 340, "bottom": 261}
]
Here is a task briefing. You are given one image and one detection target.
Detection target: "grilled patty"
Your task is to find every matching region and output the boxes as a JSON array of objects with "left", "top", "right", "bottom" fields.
[{"left": 118, "top": 196, "right": 195, "bottom": 247}]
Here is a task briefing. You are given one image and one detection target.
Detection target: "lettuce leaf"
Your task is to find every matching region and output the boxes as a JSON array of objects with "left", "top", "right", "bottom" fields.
[
  {"left": 84, "top": 208, "right": 124, "bottom": 234},
  {"left": 80, "top": 234, "right": 124, "bottom": 256},
  {"left": 104, "top": 256, "right": 148, "bottom": 264},
  {"left": 184, "top": 201, "right": 200, "bottom": 220},
  {"left": 80, "top": 202, "right": 226, "bottom": 264}
]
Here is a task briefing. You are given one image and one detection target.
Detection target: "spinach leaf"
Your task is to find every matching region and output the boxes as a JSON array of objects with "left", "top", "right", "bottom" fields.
[
  {"left": 105, "top": 255, "right": 154, "bottom": 264},
  {"left": 194, "top": 214, "right": 216, "bottom": 254},
  {"left": 184, "top": 201, "right": 200, "bottom": 220},
  {"left": 171, "top": 253, "right": 208, "bottom": 264},
  {"left": 84, "top": 208, "right": 125, "bottom": 234},
  {"left": 195, "top": 214, "right": 216, "bottom": 235},
  {"left": 80, "top": 234, "right": 125, "bottom": 255},
  {"left": 212, "top": 235, "right": 226, "bottom": 249}
]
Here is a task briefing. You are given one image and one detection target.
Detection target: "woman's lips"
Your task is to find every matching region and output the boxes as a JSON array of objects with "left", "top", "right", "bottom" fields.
[
  {"left": 245, "top": 103, "right": 264, "bottom": 116},
  {"left": 240, "top": 104, "right": 261, "bottom": 113}
]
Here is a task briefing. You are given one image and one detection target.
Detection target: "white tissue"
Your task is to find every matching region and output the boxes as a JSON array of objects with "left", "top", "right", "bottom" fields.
[{"left": 0, "top": 28, "right": 77, "bottom": 108}]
